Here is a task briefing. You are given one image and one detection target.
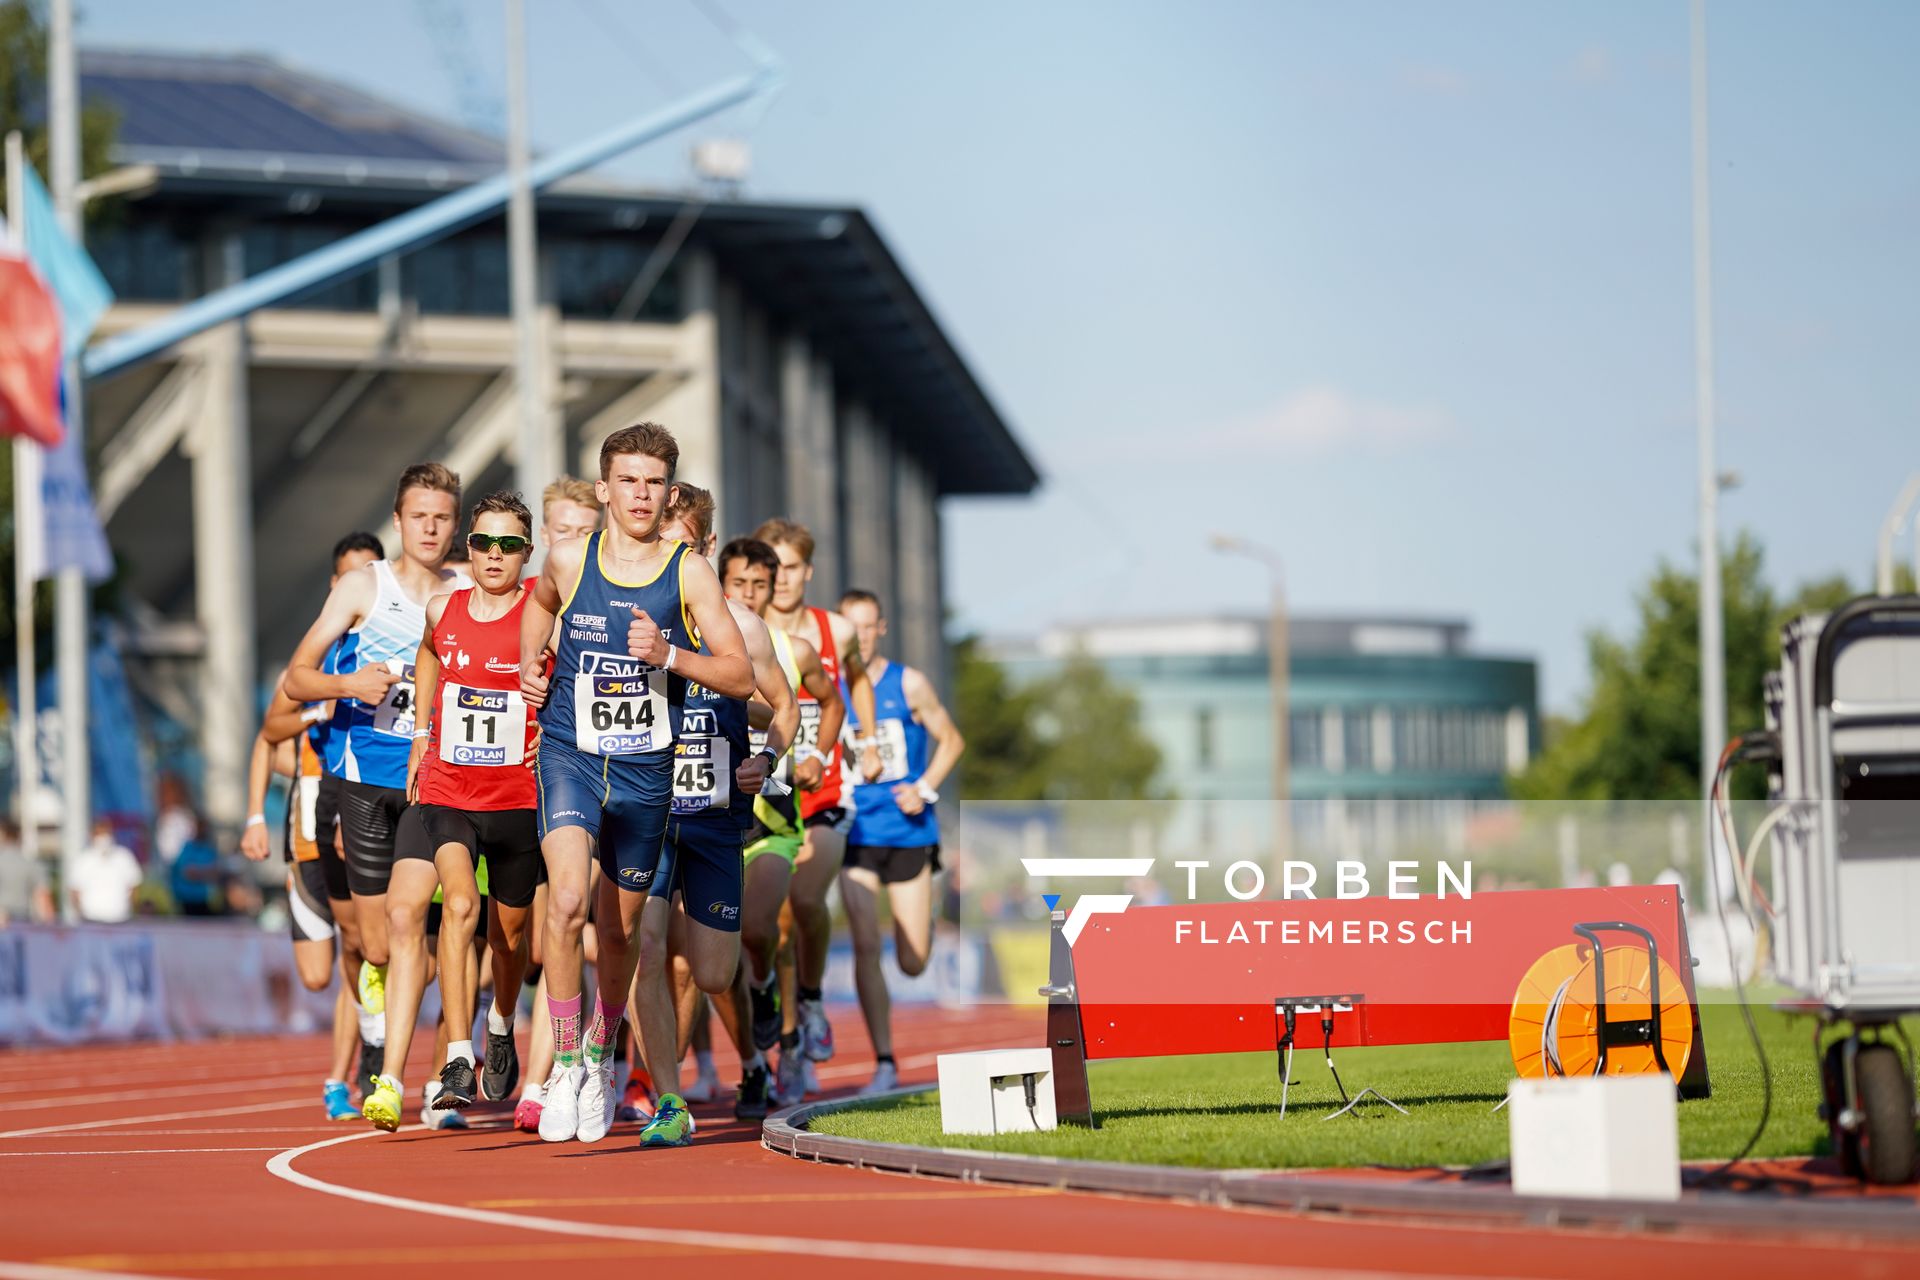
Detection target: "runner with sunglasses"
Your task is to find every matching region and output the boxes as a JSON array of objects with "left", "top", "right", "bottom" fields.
[{"left": 364, "top": 494, "right": 542, "bottom": 1130}]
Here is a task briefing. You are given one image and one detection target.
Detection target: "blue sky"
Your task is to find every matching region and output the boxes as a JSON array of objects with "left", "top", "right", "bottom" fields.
[{"left": 82, "top": 1, "right": 1920, "bottom": 710}]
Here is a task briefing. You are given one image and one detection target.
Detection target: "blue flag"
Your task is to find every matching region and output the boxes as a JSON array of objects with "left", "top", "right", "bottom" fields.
[{"left": 19, "top": 164, "right": 114, "bottom": 583}]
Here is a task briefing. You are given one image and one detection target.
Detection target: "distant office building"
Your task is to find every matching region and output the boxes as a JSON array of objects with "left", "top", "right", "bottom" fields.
[
  {"left": 987, "top": 615, "right": 1539, "bottom": 860},
  {"left": 72, "top": 50, "right": 1035, "bottom": 830}
]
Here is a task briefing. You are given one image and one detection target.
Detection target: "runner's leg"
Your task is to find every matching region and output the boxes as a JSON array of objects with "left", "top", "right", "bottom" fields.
[{"left": 840, "top": 864, "right": 892, "bottom": 1060}]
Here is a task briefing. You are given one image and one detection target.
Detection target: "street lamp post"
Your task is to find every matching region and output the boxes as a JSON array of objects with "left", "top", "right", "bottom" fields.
[{"left": 1211, "top": 535, "right": 1289, "bottom": 870}]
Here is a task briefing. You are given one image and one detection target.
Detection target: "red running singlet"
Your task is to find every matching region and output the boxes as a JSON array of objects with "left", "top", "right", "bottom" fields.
[{"left": 416, "top": 588, "right": 537, "bottom": 811}]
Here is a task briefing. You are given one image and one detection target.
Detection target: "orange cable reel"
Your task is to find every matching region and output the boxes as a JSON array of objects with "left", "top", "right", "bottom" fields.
[{"left": 1508, "top": 938, "right": 1693, "bottom": 1080}]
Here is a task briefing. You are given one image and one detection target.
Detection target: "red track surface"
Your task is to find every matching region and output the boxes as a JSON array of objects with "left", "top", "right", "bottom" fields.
[{"left": 2, "top": 1004, "right": 1916, "bottom": 1280}]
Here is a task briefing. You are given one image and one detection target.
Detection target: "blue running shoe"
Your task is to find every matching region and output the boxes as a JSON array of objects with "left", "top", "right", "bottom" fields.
[{"left": 324, "top": 1081, "right": 357, "bottom": 1122}]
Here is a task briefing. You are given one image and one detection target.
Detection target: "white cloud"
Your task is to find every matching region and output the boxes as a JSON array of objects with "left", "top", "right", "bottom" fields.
[
  {"left": 1189, "top": 386, "right": 1456, "bottom": 458},
  {"left": 1569, "top": 45, "right": 1614, "bottom": 87},
  {"left": 1401, "top": 64, "right": 1469, "bottom": 97}
]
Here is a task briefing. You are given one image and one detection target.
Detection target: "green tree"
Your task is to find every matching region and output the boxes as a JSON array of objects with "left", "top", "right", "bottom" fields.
[
  {"left": 1513, "top": 533, "right": 1908, "bottom": 802},
  {"left": 0, "top": 1, "right": 120, "bottom": 195},
  {"left": 952, "top": 639, "right": 1164, "bottom": 802}
]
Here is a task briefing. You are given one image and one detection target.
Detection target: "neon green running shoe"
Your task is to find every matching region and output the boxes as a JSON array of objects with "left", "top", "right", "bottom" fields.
[
  {"left": 357, "top": 961, "right": 387, "bottom": 1016},
  {"left": 364, "top": 1075, "right": 404, "bottom": 1133},
  {"left": 638, "top": 1092, "right": 693, "bottom": 1148}
]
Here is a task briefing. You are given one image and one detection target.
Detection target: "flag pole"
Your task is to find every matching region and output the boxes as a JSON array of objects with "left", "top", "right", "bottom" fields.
[
  {"left": 6, "top": 130, "right": 42, "bottom": 871},
  {"left": 49, "top": 0, "right": 88, "bottom": 897}
]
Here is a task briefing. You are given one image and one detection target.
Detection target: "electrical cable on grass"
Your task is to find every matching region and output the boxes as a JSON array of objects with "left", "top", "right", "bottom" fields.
[{"left": 1698, "top": 732, "right": 1781, "bottom": 1188}]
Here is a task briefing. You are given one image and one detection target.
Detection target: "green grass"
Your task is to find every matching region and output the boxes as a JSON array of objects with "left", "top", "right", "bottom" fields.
[{"left": 812, "top": 1000, "right": 1917, "bottom": 1171}]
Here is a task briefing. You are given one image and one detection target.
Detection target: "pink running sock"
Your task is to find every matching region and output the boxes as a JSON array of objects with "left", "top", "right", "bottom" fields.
[
  {"left": 584, "top": 990, "right": 624, "bottom": 1065},
  {"left": 550, "top": 993, "right": 583, "bottom": 1067}
]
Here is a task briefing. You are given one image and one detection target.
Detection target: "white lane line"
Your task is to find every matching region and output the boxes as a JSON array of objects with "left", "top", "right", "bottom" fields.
[
  {"left": 0, "top": 1263, "right": 180, "bottom": 1280},
  {"left": 268, "top": 1131, "right": 1526, "bottom": 1280},
  {"left": 0, "top": 1098, "right": 310, "bottom": 1140},
  {"left": 10, "top": 1127, "right": 355, "bottom": 1137},
  {"left": 0, "top": 1146, "right": 291, "bottom": 1156},
  {"left": 0, "top": 1075, "right": 316, "bottom": 1113}
]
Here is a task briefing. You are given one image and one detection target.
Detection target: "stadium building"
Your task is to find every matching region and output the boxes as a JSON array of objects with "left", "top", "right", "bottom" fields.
[
  {"left": 987, "top": 614, "right": 1539, "bottom": 861},
  {"left": 74, "top": 49, "right": 1037, "bottom": 831}
]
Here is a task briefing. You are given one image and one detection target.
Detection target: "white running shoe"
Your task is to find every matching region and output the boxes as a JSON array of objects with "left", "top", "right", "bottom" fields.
[
  {"left": 772, "top": 1048, "right": 807, "bottom": 1107},
  {"left": 680, "top": 1069, "right": 722, "bottom": 1103},
  {"left": 798, "top": 998, "right": 835, "bottom": 1062},
  {"left": 859, "top": 1061, "right": 899, "bottom": 1096},
  {"left": 575, "top": 1058, "right": 618, "bottom": 1143},
  {"left": 539, "top": 1064, "right": 584, "bottom": 1143}
]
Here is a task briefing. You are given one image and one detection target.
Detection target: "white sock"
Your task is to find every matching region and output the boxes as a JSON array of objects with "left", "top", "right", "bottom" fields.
[
  {"left": 741, "top": 1050, "right": 765, "bottom": 1073},
  {"left": 447, "top": 1039, "right": 474, "bottom": 1067},
  {"left": 520, "top": 1079, "right": 544, "bottom": 1102},
  {"left": 379, "top": 1074, "right": 403, "bottom": 1094},
  {"left": 357, "top": 1008, "right": 385, "bottom": 1047},
  {"left": 325, "top": 1077, "right": 347, "bottom": 1088},
  {"left": 487, "top": 1006, "right": 513, "bottom": 1037},
  {"left": 695, "top": 1050, "right": 716, "bottom": 1075}
]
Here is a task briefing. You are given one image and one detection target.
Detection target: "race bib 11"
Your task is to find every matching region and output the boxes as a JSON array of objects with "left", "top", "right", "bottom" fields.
[{"left": 439, "top": 683, "right": 527, "bottom": 767}]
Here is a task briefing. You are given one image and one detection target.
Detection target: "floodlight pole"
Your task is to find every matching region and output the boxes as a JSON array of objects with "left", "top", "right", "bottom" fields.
[
  {"left": 505, "top": 0, "right": 553, "bottom": 501},
  {"left": 1875, "top": 472, "right": 1920, "bottom": 596},
  {"left": 1690, "top": 0, "right": 1726, "bottom": 811}
]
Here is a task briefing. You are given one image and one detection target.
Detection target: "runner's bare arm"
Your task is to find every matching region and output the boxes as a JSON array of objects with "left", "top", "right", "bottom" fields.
[
  {"left": 520, "top": 538, "right": 576, "bottom": 708},
  {"left": 631, "top": 552, "right": 751, "bottom": 698},
  {"left": 830, "top": 611, "right": 882, "bottom": 781},
  {"left": 406, "top": 598, "right": 447, "bottom": 803},
  {"left": 734, "top": 610, "right": 795, "bottom": 795},
  {"left": 893, "top": 666, "right": 964, "bottom": 816},
  {"left": 258, "top": 665, "right": 312, "bottom": 744},
  {"left": 284, "top": 565, "right": 398, "bottom": 706},
  {"left": 792, "top": 633, "right": 840, "bottom": 791},
  {"left": 240, "top": 732, "right": 276, "bottom": 862}
]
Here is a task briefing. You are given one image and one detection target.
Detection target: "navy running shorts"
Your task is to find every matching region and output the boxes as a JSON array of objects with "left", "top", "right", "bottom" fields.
[
  {"left": 536, "top": 737, "right": 672, "bottom": 895},
  {"left": 667, "top": 816, "right": 745, "bottom": 933}
]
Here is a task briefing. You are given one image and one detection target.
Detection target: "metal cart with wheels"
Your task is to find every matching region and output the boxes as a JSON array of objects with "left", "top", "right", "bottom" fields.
[{"left": 1763, "top": 595, "right": 1920, "bottom": 1184}]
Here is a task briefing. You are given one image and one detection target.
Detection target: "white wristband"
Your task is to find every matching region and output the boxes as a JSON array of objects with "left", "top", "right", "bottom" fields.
[
  {"left": 299, "top": 705, "right": 328, "bottom": 725},
  {"left": 245, "top": 814, "right": 266, "bottom": 829},
  {"left": 797, "top": 746, "right": 827, "bottom": 767},
  {"left": 916, "top": 781, "right": 940, "bottom": 805},
  {"left": 663, "top": 644, "right": 679, "bottom": 672},
  {"left": 413, "top": 729, "right": 431, "bottom": 740}
]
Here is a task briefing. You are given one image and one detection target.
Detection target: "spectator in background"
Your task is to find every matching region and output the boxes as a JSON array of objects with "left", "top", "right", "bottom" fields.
[
  {"left": 153, "top": 774, "right": 199, "bottom": 869},
  {"left": 0, "top": 820, "right": 55, "bottom": 925},
  {"left": 168, "top": 825, "right": 224, "bottom": 916},
  {"left": 70, "top": 818, "right": 145, "bottom": 923}
]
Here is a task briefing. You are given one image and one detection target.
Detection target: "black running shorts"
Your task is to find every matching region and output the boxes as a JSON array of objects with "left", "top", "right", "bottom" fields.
[
  {"left": 395, "top": 803, "right": 541, "bottom": 909},
  {"left": 314, "top": 772, "right": 350, "bottom": 901},
  {"left": 845, "top": 843, "right": 941, "bottom": 885},
  {"left": 337, "top": 779, "right": 408, "bottom": 897}
]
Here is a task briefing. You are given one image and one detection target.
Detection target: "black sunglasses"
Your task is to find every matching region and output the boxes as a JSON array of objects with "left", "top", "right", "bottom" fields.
[{"left": 467, "top": 533, "right": 533, "bottom": 556}]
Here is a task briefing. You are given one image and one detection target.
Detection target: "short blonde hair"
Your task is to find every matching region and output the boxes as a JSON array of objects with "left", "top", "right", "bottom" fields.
[
  {"left": 542, "top": 476, "right": 597, "bottom": 518},
  {"left": 664, "top": 482, "right": 715, "bottom": 546},
  {"left": 752, "top": 517, "right": 815, "bottom": 564}
]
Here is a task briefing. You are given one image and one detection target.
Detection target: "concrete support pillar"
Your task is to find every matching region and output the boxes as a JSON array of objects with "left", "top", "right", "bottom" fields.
[
  {"left": 649, "top": 249, "right": 723, "bottom": 518},
  {"left": 188, "top": 235, "right": 257, "bottom": 835},
  {"left": 840, "top": 402, "right": 894, "bottom": 612},
  {"left": 893, "top": 451, "right": 940, "bottom": 679},
  {"left": 779, "top": 337, "right": 841, "bottom": 586}
]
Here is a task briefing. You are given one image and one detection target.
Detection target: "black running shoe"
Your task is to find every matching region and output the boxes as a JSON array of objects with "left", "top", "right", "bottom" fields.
[
  {"left": 734, "top": 1063, "right": 770, "bottom": 1121},
  {"left": 435, "top": 1057, "right": 477, "bottom": 1110},
  {"left": 749, "top": 976, "right": 781, "bottom": 1053},
  {"left": 357, "top": 1041, "right": 383, "bottom": 1103},
  {"left": 481, "top": 1030, "right": 519, "bottom": 1102}
]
